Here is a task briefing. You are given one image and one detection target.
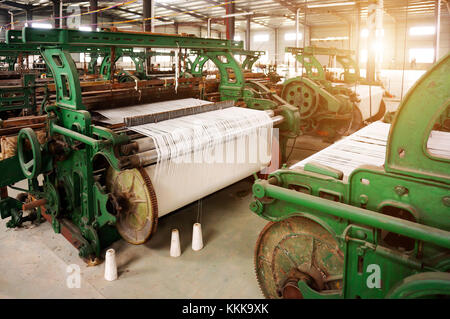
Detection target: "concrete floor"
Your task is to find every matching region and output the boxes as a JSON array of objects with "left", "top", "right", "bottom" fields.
[
  {"left": 0, "top": 127, "right": 380, "bottom": 298},
  {"left": 0, "top": 177, "right": 270, "bottom": 298}
]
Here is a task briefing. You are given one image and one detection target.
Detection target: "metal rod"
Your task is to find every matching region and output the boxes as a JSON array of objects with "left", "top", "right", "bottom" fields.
[
  {"left": 51, "top": 124, "right": 103, "bottom": 147},
  {"left": 23, "top": 198, "right": 47, "bottom": 211},
  {"left": 254, "top": 181, "right": 450, "bottom": 249}
]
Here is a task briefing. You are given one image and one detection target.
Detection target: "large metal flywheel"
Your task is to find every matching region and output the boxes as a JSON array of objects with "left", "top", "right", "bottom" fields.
[
  {"left": 254, "top": 216, "right": 344, "bottom": 298},
  {"left": 282, "top": 81, "right": 319, "bottom": 119},
  {"left": 106, "top": 167, "right": 158, "bottom": 244}
]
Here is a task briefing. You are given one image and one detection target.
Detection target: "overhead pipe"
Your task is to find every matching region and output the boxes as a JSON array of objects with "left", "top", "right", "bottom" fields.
[{"left": 253, "top": 180, "right": 450, "bottom": 250}]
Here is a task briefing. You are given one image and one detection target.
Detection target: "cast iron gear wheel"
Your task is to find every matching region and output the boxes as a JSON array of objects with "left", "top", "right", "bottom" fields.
[
  {"left": 254, "top": 216, "right": 344, "bottom": 299},
  {"left": 282, "top": 81, "right": 319, "bottom": 119},
  {"left": 105, "top": 167, "right": 158, "bottom": 244}
]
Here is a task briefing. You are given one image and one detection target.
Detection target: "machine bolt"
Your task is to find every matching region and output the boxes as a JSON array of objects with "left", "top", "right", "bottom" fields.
[
  {"left": 394, "top": 186, "right": 408, "bottom": 196},
  {"left": 359, "top": 194, "right": 368, "bottom": 205},
  {"left": 354, "top": 230, "right": 367, "bottom": 240},
  {"left": 249, "top": 201, "right": 263, "bottom": 214},
  {"left": 443, "top": 196, "right": 450, "bottom": 207},
  {"left": 252, "top": 183, "right": 266, "bottom": 198}
]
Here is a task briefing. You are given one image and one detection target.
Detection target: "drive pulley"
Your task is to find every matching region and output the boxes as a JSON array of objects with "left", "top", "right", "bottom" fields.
[
  {"left": 254, "top": 216, "right": 344, "bottom": 298},
  {"left": 282, "top": 80, "right": 319, "bottom": 119},
  {"left": 106, "top": 167, "right": 158, "bottom": 244}
]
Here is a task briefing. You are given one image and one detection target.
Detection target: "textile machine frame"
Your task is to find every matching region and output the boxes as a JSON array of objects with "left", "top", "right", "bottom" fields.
[
  {"left": 0, "top": 27, "right": 300, "bottom": 262},
  {"left": 251, "top": 53, "right": 450, "bottom": 299},
  {"left": 281, "top": 46, "right": 386, "bottom": 138}
]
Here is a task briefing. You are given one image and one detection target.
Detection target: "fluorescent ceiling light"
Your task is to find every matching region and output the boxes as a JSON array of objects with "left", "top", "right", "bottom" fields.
[
  {"left": 222, "top": 12, "right": 253, "bottom": 18},
  {"left": 307, "top": 1, "right": 355, "bottom": 9}
]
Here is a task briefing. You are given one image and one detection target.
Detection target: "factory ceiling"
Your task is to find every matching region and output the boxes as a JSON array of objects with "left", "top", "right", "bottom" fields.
[{"left": 0, "top": 0, "right": 447, "bottom": 31}]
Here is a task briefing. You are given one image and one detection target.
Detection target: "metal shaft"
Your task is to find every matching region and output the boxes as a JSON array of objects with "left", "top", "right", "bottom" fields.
[
  {"left": 253, "top": 180, "right": 450, "bottom": 250},
  {"left": 120, "top": 109, "right": 283, "bottom": 157}
]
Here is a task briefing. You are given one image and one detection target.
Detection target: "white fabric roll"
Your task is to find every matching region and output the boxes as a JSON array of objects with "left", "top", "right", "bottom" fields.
[
  {"left": 99, "top": 102, "right": 274, "bottom": 217},
  {"left": 133, "top": 107, "right": 273, "bottom": 216}
]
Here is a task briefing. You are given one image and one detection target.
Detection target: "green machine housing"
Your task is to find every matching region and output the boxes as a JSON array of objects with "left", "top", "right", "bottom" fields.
[
  {"left": 251, "top": 53, "right": 450, "bottom": 298},
  {"left": 281, "top": 46, "right": 386, "bottom": 138}
]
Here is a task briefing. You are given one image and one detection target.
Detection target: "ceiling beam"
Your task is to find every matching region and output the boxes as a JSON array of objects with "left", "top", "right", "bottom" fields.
[
  {"left": 325, "top": 9, "right": 352, "bottom": 24},
  {"left": 271, "top": 0, "right": 310, "bottom": 25},
  {"left": 156, "top": 3, "right": 207, "bottom": 20},
  {"left": 202, "top": 0, "right": 274, "bottom": 28},
  {"left": 272, "top": 0, "right": 297, "bottom": 14}
]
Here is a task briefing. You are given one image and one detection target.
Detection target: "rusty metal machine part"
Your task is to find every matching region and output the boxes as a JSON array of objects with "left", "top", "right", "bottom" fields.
[
  {"left": 106, "top": 167, "right": 158, "bottom": 244},
  {"left": 251, "top": 53, "right": 450, "bottom": 298},
  {"left": 254, "top": 216, "right": 343, "bottom": 298}
]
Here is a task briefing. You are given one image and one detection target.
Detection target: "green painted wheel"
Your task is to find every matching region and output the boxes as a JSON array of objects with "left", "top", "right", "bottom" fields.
[
  {"left": 254, "top": 216, "right": 344, "bottom": 299},
  {"left": 17, "top": 128, "right": 42, "bottom": 179},
  {"left": 282, "top": 81, "right": 318, "bottom": 119}
]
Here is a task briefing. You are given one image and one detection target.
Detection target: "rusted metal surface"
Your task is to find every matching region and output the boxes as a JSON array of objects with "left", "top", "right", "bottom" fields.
[
  {"left": 22, "top": 198, "right": 47, "bottom": 211},
  {"left": 105, "top": 167, "right": 158, "bottom": 244},
  {"left": 254, "top": 216, "right": 344, "bottom": 299}
]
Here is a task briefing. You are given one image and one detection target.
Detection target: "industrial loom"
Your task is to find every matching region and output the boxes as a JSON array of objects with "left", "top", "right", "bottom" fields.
[
  {"left": 281, "top": 46, "right": 386, "bottom": 138},
  {"left": 251, "top": 53, "right": 450, "bottom": 298},
  {"left": 0, "top": 28, "right": 300, "bottom": 262}
]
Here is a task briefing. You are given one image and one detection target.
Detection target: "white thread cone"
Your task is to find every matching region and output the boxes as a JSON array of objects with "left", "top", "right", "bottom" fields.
[
  {"left": 170, "top": 229, "right": 181, "bottom": 257},
  {"left": 104, "top": 248, "right": 118, "bottom": 281},
  {"left": 192, "top": 223, "right": 203, "bottom": 251}
]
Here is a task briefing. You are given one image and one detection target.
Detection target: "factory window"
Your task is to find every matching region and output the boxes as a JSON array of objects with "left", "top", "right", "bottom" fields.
[
  {"left": 155, "top": 55, "right": 171, "bottom": 64},
  {"left": 359, "top": 47, "right": 383, "bottom": 64},
  {"left": 254, "top": 34, "right": 269, "bottom": 42},
  {"left": 284, "top": 52, "right": 296, "bottom": 64},
  {"left": 80, "top": 53, "right": 90, "bottom": 63},
  {"left": 361, "top": 28, "right": 384, "bottom": 38},
  {"left": 361, "top": 29, "right": 369, "bottom": 38},
  {"left": 284, "top": 32, "right": 302, "bottom": 41},
  {"left": 234, "top": 35, "right": 241, "bottom": 41},
  {"left": 409, "top": 26, "right": 435, "bottom": 36},
  {"left": 32, "top": 23, "right": 52, "bottom": 29},
  {"left": 360, "top": 50, "right": 368, "bottom": 63},
  {"left": 259, "top": 51, "right": 269, "bottom": 64},
  {"left": 409, "top": 48, "right": 434, "bottom": 63},
  {"left": 122, "top": 56, "right": 133, "bottom": 64},
  {"left": 79, "top": 26, "right": 92, "bottom": 32}
]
